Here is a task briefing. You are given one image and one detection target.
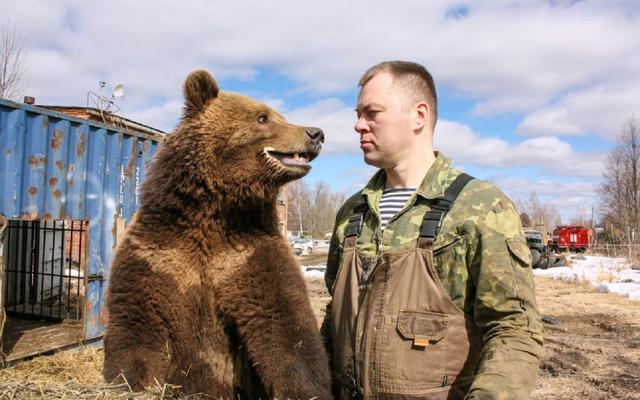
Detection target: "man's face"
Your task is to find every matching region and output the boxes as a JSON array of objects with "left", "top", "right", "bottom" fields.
[{"left": 355, "top": 72, "right": 414, "bottom": 169}]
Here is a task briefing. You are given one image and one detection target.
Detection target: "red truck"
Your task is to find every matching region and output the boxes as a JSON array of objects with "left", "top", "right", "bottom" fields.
[{"left": 552, "top": 226, "right": 592, "bottom": 252}]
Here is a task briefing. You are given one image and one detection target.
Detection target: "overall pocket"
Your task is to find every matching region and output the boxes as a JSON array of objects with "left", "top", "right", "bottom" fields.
[{"left": 379, "top": 310, "right": 448, "bottom": 387}]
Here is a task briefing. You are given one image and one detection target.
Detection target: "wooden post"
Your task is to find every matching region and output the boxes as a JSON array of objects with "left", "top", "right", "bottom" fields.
[{"left": 115, "top": 216, "right": 126, "bottom": 249}]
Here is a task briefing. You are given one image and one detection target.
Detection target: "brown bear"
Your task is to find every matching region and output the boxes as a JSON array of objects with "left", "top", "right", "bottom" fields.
[{"left": 103, "top": 69, "right": 331, "bottom": 399}]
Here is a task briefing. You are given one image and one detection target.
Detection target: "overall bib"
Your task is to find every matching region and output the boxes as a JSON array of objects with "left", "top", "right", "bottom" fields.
[{"left": 331, "top": 174, "right": 482, "bottom": 400}]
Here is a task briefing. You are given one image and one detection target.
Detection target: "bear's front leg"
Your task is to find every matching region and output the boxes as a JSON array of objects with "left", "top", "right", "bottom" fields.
[{"left": 214, "top": 245, "right": 332, "bottom": 399}]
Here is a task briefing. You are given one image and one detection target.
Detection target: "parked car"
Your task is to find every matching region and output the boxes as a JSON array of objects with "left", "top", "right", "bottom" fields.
[
  {"left": 313, "top": 239, "right": 330, "bottom": 249},
  {"left": 292, "top": 238, "right": 314, "bottom": 255}
]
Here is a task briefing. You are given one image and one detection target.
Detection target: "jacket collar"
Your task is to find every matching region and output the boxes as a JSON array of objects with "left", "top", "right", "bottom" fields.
[{"left": 361, "top": 151, "right": 453, "bottom": 203}]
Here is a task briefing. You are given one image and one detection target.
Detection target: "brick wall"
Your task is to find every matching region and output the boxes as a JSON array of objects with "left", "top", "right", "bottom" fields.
[{"left": 63, "top": 220, "right": 88, "bottom": 266}]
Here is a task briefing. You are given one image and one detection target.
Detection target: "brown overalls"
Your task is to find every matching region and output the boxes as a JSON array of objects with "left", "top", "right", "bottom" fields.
[{"left": 330, "top": 174, "right": 482, "bottom": 400}]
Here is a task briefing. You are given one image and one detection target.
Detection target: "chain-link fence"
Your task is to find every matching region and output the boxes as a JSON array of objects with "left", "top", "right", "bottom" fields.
[{"left": 588, "top": 243, "right": 640, "bottom": 262}]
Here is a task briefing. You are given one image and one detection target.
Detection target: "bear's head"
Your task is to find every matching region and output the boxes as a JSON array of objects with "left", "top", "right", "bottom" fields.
[{"left": 179, "top": 70, "right": 323, "bottom": 189}]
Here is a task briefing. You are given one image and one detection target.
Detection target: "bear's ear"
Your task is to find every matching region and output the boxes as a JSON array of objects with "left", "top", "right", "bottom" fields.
[{"left": 183, "top": 69, "right": 220, "bottom": 118}]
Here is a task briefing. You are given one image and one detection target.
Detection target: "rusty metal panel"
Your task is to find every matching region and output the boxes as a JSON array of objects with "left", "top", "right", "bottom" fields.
[
  {"left": 84, "top": 126, "right": 107, "bottom": 339},
  {"left": 22, "top": 113, "right": 47, "bottom": 219},
  {"left": 1, "top": 107, "right": 26, "bottom": 218},
  {"left": 64, "top": 123, "right": 89, "bottom": 219},
  {"left": 120, "top": 135, "right": 138, "bottom": 223},
  {"left": 44, "top": 117, "right": 70, "bottom": 219},
  {"left": 0, "top": 98, "right": 163, "bottom": 339}
]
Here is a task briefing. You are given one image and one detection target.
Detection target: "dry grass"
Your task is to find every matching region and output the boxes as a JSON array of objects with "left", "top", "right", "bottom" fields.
[
  {"left": 530, "top": 276, "right": 640, "bottom": 400},
  {"left": 0, "top": 348, "right": 218, "bottom": 399},
  {"left": 0, "top": 346, "right": 104, "bottom": 385},
  {"left": 1, "top": 258, "right": 638, "bottom": 399}
]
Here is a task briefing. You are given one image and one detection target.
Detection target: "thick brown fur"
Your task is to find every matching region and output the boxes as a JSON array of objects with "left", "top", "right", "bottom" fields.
[{"left": 103, "top": 69, "right": 331, "bottom": 399}]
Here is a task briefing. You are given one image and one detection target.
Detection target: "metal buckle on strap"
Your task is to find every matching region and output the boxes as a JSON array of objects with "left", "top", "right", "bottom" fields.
[
  {"left": 430, "top": 197, "right": 453, "bottom": 212},
  {"left": 420, "top": 210, "right": 444, "bottom": 238},
  {"left": 345, "top": 213, "right": 364, "bottom": 237},
  {"left": 345, "top": 203, "right": 368, "bottom": 238}
]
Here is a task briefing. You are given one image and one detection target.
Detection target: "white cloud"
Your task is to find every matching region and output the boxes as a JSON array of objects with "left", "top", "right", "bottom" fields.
[
  {"left": 431, "top": 2, "right": 640, "bottom": 116},
  {"left": 517, "top": 81, "right": 640, "bottom": 138},
  {"left": 435, "top": 120, "right": 605, "bottom": 177},
  {"left": 496, "top": 177, "right": 598, "bottom": 200},
  {"left": 2, "top": 0, "right": 633, "bottom": 218},
  {"left": 284, "top": 98, "right": 359, "bottom": 155},
  {"left": 336, "top": 164, "right": 379, "bottom": 195},
  {"left": 127, "top": 99, "right": 182, "bottom": 133},
  {"left": 281, "top": 97, "right": 607, "bottom": 178},
  {"left": 259, "top": 97, "right": 285, "bottom": 112},
  {"left": 493, "top": 176, "right": 599, "bottom": 221},
  {"left": 3, "top": 0, "right": 637, "bottom": 134}
]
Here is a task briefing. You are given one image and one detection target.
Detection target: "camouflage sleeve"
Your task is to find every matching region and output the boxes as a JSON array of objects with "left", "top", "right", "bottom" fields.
[{"left": 465, "top": 188, "right": 544, "bottom": 400}]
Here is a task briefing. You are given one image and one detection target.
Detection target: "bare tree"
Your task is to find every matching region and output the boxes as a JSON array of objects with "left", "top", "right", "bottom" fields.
[
  {"left": 515, "top": 191, "right": 561, "bottom": 238},
  {"left": 570, "top": 206, "right": 592, "bottom": 227},
  {"left": 519, "top": 212, "right": 531, "bottom": 228},
  {"left": 0, "top": 25, "right": 27, "bottom": 101},
  {"left": 287, "top": 180, "right": 308, "bottom": 236},
  {"left": 598, "top": 117, "right": 640, "bottom": 243},
  {"left": 287, "top": 180, "right": 346, "bottom": 239}
]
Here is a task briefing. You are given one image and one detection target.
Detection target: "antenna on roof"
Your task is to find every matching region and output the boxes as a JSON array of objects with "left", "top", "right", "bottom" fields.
[
  {"left": 86, "top": 81, "right": 126, "bottom": 126},
  {"left": 112, "top": 83, "right": 125, "bottom": 100}
]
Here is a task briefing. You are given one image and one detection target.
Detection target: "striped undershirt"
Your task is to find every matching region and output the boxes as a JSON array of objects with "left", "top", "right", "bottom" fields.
[{"left": 379, "top": 188, "right": 415, "bottom": 232}]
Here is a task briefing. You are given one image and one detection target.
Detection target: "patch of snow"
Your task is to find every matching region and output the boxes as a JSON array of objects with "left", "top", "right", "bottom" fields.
[
  {"left": 301, "top": 256, "right": 640, "bottom": 300},
  {"left": 301, "top": 264, "right": 326, "bottom": 278},
  {"left": 533, "top": 255, "right": 640, "bottom": 301}
]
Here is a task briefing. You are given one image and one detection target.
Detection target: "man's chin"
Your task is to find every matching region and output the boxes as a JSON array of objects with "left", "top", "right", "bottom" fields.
[{"left": 363, "top": 153, "right": 386, "bottom": 169}]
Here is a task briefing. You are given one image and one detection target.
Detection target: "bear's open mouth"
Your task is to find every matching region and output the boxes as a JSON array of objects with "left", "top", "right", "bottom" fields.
[{"left": 264, "top": 147, "right": 316, "bottom": 169}]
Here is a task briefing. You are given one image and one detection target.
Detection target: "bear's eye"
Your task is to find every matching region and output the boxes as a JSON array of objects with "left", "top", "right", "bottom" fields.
[{"left": 257, "top": 113, "right": 269, "bottom": 124}]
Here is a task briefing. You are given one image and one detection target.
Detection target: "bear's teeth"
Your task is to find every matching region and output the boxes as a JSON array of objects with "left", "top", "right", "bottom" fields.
[{"left": 293, "top": 153, "right": 300, "bottom": 160}]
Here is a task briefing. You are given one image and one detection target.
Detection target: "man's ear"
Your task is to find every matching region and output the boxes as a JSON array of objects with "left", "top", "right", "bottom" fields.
[
  {"left": 183, "top": 69, "right": 219, "bottom": 119},
  {"left": 413, "top": 101, "right": 430, "bottom": 131}
]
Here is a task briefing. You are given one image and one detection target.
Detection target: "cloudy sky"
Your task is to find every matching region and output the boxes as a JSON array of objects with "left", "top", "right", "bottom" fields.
[{"left": 2, "top": 0, "right": 639, "bottom": 222}]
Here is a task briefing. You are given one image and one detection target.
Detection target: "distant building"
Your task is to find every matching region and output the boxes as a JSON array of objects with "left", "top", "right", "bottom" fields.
[{"left": 277, "top": 186, "right": 288, "bottom": 236}]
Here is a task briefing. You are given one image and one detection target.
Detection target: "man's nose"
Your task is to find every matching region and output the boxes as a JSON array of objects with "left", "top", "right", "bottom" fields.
[
  {"left": 306, "top": 127, "right": 324, "bottom": 145},
  {"left": 354, "top": 115, "right": 368, "bottom": 134}
]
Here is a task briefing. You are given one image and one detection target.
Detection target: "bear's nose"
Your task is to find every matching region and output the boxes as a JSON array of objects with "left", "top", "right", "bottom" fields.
[{"left": 306, "top": 128, "right": 325, "bottom": 145}]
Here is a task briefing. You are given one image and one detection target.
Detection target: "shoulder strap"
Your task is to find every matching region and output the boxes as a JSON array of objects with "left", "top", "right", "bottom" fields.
[
  {"left": 344, "top": 201, "right": 369, "bottom": 238},
  {"left": 420, "top": 173, "right": 474, "bottom": 240}
]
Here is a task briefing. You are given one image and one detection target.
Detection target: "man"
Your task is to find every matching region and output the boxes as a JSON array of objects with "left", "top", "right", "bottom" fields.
[{"left": 321, "top": 61, "right": 543, "bottom": 399}]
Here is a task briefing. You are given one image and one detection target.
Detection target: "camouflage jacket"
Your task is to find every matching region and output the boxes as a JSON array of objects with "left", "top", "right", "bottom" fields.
[{"left": 323, "top": 152, "right": 543, "bottom": 399}]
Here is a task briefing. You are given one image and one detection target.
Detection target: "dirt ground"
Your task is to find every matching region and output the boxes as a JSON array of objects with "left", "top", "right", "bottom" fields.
[
  {"left": 0, "top": 254, "right": 638, "bottom": 399},
  {"left": 300, "top": 254, "right": 640, "bottom": 400}
]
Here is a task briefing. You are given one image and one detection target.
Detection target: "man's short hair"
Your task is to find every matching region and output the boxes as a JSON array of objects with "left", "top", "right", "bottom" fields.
[{"left": 359, "top": 61, "right": 438, "bottom": 126}]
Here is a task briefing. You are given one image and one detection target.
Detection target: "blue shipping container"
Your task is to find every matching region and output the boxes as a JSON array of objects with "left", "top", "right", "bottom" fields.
[{"left": 0, "top": 98, "right": 163, "bottom": 339}]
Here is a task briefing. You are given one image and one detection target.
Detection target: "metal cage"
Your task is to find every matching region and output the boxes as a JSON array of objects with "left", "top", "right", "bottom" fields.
[{"left": 3, "top": 219, "right": 87, "bottom": 321}]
